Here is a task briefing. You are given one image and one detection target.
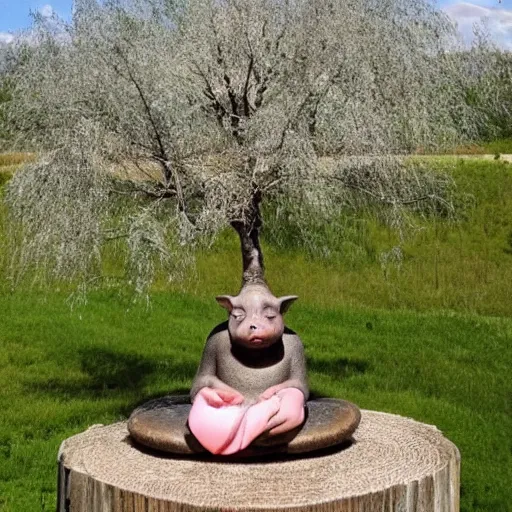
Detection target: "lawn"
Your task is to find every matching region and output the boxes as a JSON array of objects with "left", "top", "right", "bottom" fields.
[
  {"left": 182, "top": 157, "right": 512, "bottom": 317},
  {"left": 0, "top": 292, "right": 511, "bottom": 511},
  {"left": 0, "top": 154, "right": 511, "bottom": 511}
]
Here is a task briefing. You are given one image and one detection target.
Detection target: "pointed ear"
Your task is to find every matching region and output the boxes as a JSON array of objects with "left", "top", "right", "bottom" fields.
[
  {"left": 216, "top": 295, "right": 235, "bottom": 312},
  {"left": 278, "top": 295, "right": 298, "bottom": 314}
]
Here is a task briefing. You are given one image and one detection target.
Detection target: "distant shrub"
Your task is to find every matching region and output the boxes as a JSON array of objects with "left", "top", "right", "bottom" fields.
[{"left": 0, "top": 170, "right": 13, "bottom": 188}]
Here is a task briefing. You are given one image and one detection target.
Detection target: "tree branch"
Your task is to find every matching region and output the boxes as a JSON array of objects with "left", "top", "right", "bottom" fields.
[
  {"left": 209, "top": 11, "right": 242, "bottom": 141},
  {"left": 242, "top": 53, "right": 254, "bottom": 118},
  {"left": 112, "top": 45, "right": 172, "bottom": 186},
  {"left": 190, "top": 62, "right": 227, "bottom": 128}
]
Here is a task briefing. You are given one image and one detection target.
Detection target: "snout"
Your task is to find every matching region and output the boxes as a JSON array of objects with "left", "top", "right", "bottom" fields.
[
  {"left": 229, "top": 315, "right": 285, "bottom": 347},
  {"left": 247, "top": 324, "right": 267, "bottom": 343}
]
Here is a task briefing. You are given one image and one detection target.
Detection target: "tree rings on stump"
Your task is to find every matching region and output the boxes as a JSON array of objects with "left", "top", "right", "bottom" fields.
[
  {"left": 127, "top": 395, "right": 361, "bottom": 456},
  {"left": 58, "top": 410, "right": 460, "bottom": 512}
]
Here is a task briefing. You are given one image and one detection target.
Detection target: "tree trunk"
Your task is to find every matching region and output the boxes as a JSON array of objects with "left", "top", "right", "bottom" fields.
[
  {"left": 231, "top": 186, "right": 266, "bottom": 287},
  {"left": 57, "top": 410, "right": 460, "bottom": 512}
]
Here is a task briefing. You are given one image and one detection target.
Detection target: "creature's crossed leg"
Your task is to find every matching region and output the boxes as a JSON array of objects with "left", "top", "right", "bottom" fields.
[{"left": 188, "top": 388, "right": 305, "bottom": 455}]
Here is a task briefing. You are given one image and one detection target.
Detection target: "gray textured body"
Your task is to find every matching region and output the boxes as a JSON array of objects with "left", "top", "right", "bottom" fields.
[{"left": 190, "top": 322, "right": 309, "bottom": 403}]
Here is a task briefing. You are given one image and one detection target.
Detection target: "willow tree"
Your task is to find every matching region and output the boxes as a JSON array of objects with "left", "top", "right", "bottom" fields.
[{"left": 2, "top": 0, "right": 480, "bottom": 293}]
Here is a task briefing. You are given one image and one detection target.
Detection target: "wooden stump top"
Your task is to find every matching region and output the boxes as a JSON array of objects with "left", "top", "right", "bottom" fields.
[{"left": 58, "top": 410, "right": 460, "bottom": 511}]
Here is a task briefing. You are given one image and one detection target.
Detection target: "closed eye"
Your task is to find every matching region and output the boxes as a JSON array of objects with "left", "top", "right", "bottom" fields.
[
  {"left": 231, "top": 310, "right": 246, "bottom": 322},
  {"left": 263, "top": 307, "right": 278, "bottom": 320}
]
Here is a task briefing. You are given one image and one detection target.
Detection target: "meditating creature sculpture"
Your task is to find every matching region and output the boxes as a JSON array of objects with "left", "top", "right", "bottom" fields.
[
  {"left": 128, "top": 217, "right": 361, "bottom": 456},
  {"left": 188, "top": 284, "right": 308, "bottom": 455}
]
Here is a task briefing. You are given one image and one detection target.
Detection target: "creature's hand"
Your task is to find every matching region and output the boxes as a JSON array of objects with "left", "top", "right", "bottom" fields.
[
  {"left": 266, "top": 388, "right": 305, "bottom": 436},
  {"left": 258, "top": 384, "right": 284, "bottom": 402},
  {"left": 199, "top": 387, "right": 244, "bottom": 407}
]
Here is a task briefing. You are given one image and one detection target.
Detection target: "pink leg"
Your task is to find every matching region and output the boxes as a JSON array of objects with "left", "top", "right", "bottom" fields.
[
  {"left": 266, "top": 387, "right": 306, "bottom": 436},
  {"left": 188, "top": 393, "right": 247, "bottom": 454},
  {"left": 188, "top": 389, "right": 304, "bottom": 455},
  {"left": 219, "top": 395, "right": 281, "bottom": 455}
]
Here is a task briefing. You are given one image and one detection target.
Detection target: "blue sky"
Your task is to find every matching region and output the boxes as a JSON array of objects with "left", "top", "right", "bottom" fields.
[
  {"left": 0, "top": 0, "right": 72, "bottom": 33},
  {"left": 442, "top": 0, "right": 512, "bottom": 48},
  {"left": 1, "top": 0, "right": 512, "bottom": 47}
]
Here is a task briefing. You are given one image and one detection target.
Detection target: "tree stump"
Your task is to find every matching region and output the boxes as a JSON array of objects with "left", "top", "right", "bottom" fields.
[{"left": 58, "top": 410, "right": 460, "bottom": 512}]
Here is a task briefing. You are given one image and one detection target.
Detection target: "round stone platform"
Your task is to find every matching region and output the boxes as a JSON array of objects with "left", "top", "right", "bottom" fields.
[
  {"left": 127, "top": 395, "right": 361, "bottom": 456},
  {"left": 57, "top": 411, "right": 460, "bottom": 512}
]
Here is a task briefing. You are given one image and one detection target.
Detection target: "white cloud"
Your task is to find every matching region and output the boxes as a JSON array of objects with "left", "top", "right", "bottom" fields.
[
  {"left": 444, "top": 2, "right": 512, "bottom": 49},
  {"left": 39, "top": 4, "right": 55, "bottom": 19},
  {"left": 0, "top": 6, "right": 67, "bottom": 48},
  {"left": 0, "top": 32, "right": 14, "bottom": 45},
  {"left": 447, "top": 3, "right": 491, "bottom": 17}
]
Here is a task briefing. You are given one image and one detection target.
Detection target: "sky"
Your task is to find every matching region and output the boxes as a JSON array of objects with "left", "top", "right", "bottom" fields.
[{"left": 1, "top": 0, "right": 512, "bottom": 47}]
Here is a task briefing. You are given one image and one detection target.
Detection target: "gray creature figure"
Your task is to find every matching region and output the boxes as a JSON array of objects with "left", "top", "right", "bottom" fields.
[{"left": 188, "top": 220, "right": 309, "bottom": 455}]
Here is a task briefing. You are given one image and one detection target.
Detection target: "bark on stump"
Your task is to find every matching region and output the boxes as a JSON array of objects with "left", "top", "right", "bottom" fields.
[{"left": 57, "top": 410, "right": 460, "bottom": 512}]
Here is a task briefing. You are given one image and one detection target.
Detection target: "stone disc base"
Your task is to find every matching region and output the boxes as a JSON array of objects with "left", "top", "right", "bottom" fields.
[{"left": 127, "top": 395, "right": 361, "bottom": 457}]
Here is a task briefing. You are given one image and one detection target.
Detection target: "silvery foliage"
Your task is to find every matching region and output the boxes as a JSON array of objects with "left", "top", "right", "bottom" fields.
[
  {"left": 458, "top": 27, "right": 512, "bottom": 140},
  {"left": 2, "top": 0, "right": 485, "bottom": 292}
]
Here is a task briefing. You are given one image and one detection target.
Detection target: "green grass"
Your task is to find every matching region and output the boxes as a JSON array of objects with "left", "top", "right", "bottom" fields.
[
  {"left": 0, "top": 291, "right": 510, "bottom": 511},
  {"left": 0, "top": 154, "right": 512, "bottom": 511},
  {"left": 172, "top": 158, "right": 512, "bottom": 316},
  {"left": 479, "top": 138, "right": 512, "bottom": 155},
  {"left": 2, "top": 152, "right": 512, "bottom": 316},
  {"left": 420, "top": 138, "right": 512, "bottom": 155}
]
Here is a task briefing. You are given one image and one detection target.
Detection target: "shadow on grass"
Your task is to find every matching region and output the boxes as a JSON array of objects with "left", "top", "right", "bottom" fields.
[
  {"left": 23, "top": 349, "right": 370, "bottom": 421},
  {"left": 307, "top": 356, "right": 369, "bottom": 378},
  {"left": 24, "top": 347, "right": 196, "bottom": 410},
  {"left": 29, "top": 351, "right": 369, "bottom": 398}
]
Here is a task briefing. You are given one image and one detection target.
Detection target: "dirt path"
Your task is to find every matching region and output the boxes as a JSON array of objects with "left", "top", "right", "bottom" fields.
[{"left": 441, "top": 154, "right": 512, "bottom": 162}]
